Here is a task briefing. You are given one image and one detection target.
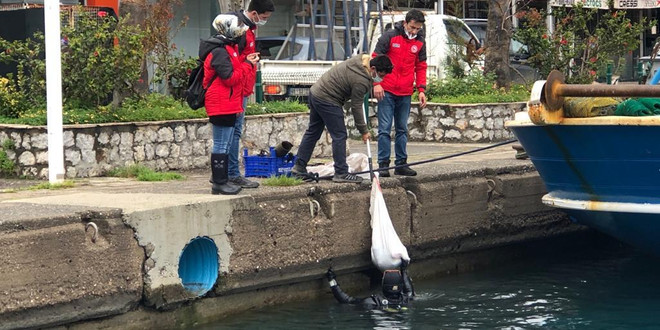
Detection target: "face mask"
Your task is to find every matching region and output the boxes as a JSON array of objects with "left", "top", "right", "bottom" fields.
[
  {"left": 405, "top": 31, "right": 416, "bottom": 39},
  {"left": 372, "top": 71, "right": 383, "bottom": 83},
  {"left": 253, "top": 13, "right": 268, "bottom": 26}
]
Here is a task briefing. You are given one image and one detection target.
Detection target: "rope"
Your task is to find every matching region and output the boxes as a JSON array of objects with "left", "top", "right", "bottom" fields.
[{"left": 314, "top": 139, "right": 518, "bottom": 180}]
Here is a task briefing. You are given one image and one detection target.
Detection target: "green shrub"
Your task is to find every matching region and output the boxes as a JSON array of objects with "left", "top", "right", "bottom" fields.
[
  {"left": 0, "top": 94, "right": 206, "bottom": 125},
  {"left": 424, "top": 71, "right": 529, "bottom": 103},
  {"left": 2, "top": 139, "right": 14, "bottom": 150},
  {"left": 0, "top": 34, "right": 46, "bottom": 117},
  {"left": 0, "top": 149, "right": 14, "bottom": 177},
  {"left": 245, "top": 100, "right": 309, "bottom": 116},
  {"left": 61, "top": 8, "right": 144, "bottom": 107},
  {"left": 0, "top": 7, "right": 145, "bottom": 117},
  {"left": 514, "top": 6, "right": 654, "bottom": 84}
]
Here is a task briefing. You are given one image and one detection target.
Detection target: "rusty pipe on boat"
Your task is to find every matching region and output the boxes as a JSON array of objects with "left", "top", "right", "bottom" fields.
[{"left": 543, "top": 70, "right": 660, "bottom": 110}]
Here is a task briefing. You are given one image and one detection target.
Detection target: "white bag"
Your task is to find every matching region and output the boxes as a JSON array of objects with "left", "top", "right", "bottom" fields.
[
  {"left": 370, "top": 174, "right": 410, "bottom": 271},
  {"left": 307, "top": 153, "right": 370, "bottom": 179}
]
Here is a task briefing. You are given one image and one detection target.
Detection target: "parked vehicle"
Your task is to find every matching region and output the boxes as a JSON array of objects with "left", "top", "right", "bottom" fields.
[
  {"left": 257, "top": 35, "right": 345, "bottom": 101},
  {"left": 462, "top": 18, "right": 540, "bottom": 84},
  {"left": 256, "top": 36, "right": 345, "bottom": 61}
]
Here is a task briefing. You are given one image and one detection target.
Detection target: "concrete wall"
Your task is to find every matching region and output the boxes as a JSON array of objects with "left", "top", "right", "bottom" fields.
[
  {"left": 0, "top": 165, "right": 583, "bottom": 329},
  {"left": 0, "top": 102, "right": 524, "bottom": 178}
]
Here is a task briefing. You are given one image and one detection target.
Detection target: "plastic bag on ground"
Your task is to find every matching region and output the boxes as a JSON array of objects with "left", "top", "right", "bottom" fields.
[
  {"left": 370, "top": 174, "right": 410, "bottom": 271},
  {"left": 307, "top": 153, "right": 370, "bottom": 179}
]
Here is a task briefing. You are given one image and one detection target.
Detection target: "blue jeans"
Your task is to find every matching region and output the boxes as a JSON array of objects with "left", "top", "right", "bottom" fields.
[
  {"left": 377, "top": 92, "right": 411, "bottom": 165},
  {"left": 212, "top": 123, "right": 234, "bottom": 154},
  {"left": 228, "top": 97, "right": 247, "bottom": 178}
]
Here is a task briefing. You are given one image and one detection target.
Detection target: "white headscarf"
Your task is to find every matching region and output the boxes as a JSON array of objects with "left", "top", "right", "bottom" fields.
[{"left": 212, "top": 14, "right": 248, "bottom": 41}]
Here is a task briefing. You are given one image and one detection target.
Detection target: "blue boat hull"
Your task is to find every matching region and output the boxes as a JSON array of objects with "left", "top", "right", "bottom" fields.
[
  {"left": 509, "top": 122, "right": 660, "bottom": 254},
  {"left": 561, "top": 208, "right": 660, "bottom": 255}
]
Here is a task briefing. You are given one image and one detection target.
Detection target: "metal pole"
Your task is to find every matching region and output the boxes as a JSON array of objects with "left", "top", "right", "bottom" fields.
[
  {"left": 544, "top": 70, "right": 660, "bottom": 110},
  {"left": 44, "top": 0, "right": 65, "bottom": 183},
  {"left": 342, "top": 0, "right": 351, "bottom": 58},
  {"left": 309, "top": 0, "right": 318, "bottom": 60},
  {"left": 324, "top": 0, "right": 335, "bottom": 60},
  {"left": 377, "top": 0, "right": 384, "bottom": 35},
  {"left": 255, "top": 68, "right": 263, "bottom": 103},
  {"left": 361, "top": 0, "right": 369, "bottom": 52}
]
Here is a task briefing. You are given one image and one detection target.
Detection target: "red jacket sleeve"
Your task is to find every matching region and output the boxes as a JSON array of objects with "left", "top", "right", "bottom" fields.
[
  {"left": 415, "top": 41, "right": 428, "bottom": 93},
  {"left": 210, "top": 47, "right": 251, "bottom": 88}
]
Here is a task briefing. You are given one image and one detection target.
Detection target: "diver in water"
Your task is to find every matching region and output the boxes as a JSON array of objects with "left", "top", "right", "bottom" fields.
[{"left": 326, "top": 259, "right": 414, "bottom": 310}]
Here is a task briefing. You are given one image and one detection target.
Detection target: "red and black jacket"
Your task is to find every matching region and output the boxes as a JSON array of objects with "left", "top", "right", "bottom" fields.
[
  {"left": 372, "top": 21, "right": 427, "bottom": 96},
  {"left": 199, "top": 36, "right": 252, "bottom": 117},
  {"left": 231, "top": 10, "right": 258, "bottom": 97}
]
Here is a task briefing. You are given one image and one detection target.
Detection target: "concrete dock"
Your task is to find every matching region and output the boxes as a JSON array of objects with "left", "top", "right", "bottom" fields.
[{"left": 0, "top": 142, "right": 583, "bottom": 329}]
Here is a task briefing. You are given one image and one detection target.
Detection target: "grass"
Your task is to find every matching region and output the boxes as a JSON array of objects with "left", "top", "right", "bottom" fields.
[
  {"left": 1, "top": 180, "right": 76, "bottom": 193},
  {"left": 107, "top": 164, "right": 184, "bottom": 181},
  {"left": 28, "top": 181, "right": 76, "bottom": 190},
  {"left": 262, "top": 175, "right": 303, "bottom": 186}
]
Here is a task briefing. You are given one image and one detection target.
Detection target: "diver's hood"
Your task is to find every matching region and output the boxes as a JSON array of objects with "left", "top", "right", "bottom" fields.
[{"left": 382, "top": 270, "right": 403, "bottom": 300}]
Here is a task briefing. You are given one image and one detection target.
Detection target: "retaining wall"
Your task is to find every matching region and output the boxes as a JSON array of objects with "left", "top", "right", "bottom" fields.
[
  {"left": 0, "top": 165, "right": 583, "bottom": 329},
  {"left": 0, "top": 102, "right": 524, "bottom": 178}
]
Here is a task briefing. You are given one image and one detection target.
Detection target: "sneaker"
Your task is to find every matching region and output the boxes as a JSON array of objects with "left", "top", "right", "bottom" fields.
[
  {"left": 229, "top": 176, "right": 259, "bottom": 188},
  {"left": 333, "top": 173, "right": 363, "bottom": 183},
  {"left": 394, "top": 165, "right": 417, "bottom": 176},
  {"left": 291, "top": 164, "right": 307, "bottom": 175}
]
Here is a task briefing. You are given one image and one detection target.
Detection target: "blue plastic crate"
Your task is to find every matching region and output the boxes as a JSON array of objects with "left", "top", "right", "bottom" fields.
[{"left": 244, "top": 147, "right": 296, "bottom": 178}]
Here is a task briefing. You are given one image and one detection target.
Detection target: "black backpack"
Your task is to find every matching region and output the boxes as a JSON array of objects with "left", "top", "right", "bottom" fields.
[
  {"left": 184, "top": 60, "right": 217, "bottom": 110},
  {"left": 185, "top": 38, "right": 224, "bottom": 109}
]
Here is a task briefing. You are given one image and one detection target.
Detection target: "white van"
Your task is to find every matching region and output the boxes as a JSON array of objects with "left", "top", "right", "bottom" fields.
[{"left": 367, "top": 12, "right": 482, "bottom": 79}]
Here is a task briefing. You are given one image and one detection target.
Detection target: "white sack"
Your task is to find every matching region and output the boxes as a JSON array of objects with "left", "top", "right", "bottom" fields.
[
  {"left": 307, "top": 153, "right": 370, "bottom": 179},
  {"left": 370, "top": 174, "right": 410, "bottom": 271}
]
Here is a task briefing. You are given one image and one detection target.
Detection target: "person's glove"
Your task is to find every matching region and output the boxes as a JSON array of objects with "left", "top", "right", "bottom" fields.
[
  {"left": 326, "top": 268, "right": 336, "bottom": 281},
  {"left": 400, "top": 259, "right": 410, "bottom": 271}
]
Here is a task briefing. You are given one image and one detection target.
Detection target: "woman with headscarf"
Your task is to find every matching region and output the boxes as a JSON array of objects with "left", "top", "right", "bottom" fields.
[{"left": 200, "top": 15, "right": 260, "bottom": 195}]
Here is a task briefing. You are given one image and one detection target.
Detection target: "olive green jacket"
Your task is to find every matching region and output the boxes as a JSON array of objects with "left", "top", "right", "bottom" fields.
[{"left": 310, "top": 54, "right": 373, "bottom": 134}]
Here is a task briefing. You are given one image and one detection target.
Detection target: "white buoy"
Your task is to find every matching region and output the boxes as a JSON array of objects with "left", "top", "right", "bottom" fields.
[{"left": 44, "top": 0, "right": 65, "bottom": 183}]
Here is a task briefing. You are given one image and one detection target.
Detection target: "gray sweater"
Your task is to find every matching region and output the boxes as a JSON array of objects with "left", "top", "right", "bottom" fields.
[{"left": 310, "top": 54, "right": 372, "bottom": 134}]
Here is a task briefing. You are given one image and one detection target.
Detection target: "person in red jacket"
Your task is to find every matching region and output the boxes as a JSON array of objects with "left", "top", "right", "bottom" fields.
[
  {"left": 202, "top": 14, "right": 259, "bottom": 195},
  {"left": 372, "top": 9, "right": 428, "bottom": 178},
  {"left": 227, "top": 0, "right": 275, "bottom": 189}
]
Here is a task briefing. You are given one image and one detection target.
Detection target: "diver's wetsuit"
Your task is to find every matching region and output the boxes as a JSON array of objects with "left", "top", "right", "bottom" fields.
[{"left": 328, "top": 269, "right": 414, "bottom": 309}]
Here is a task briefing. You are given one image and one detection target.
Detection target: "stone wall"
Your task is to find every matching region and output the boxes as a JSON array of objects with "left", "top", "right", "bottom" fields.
[
  {"left": 348, "top": 102, "right": 526, "bottom": 142},
  {"left": 0, "top": 102, "right": 524, "bottom": 178}
]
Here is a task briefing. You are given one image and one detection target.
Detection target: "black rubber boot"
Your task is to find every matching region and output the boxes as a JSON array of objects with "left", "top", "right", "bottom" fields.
[
  {"left": 394, "top": 159, "right": 417, "bottom": 176},
  {"left": 378, "top": 161, "right": 390, "bottom": 178},
  {"left": 211, "top": 153, "right": 241, "bottom": 195}
]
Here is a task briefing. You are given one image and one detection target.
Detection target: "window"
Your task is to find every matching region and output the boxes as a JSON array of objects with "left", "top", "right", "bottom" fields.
[
  {"left": 277, "top": 41, "right": 304, "bottom": 60},
  {"left": 315, "top": 41, "right": 345, "bottom": 60}
]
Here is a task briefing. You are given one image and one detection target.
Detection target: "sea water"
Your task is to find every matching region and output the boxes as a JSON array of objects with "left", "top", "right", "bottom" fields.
[{"left": 198, "top": 235, "right": 660, "bottom": 329}]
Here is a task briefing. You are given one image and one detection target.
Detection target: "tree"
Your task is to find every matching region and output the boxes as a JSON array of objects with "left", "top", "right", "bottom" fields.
[
  {"left": 514, "top": 5, "right": 654, "bottom": 84},
  {"left": 484, "top": 0, "right": 512, "bottom": 89}
]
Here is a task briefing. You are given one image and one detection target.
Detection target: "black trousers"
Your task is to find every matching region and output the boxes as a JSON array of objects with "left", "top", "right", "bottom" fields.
[{"left": 296, "top": 92, "right": 348, "bottom": 175}]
